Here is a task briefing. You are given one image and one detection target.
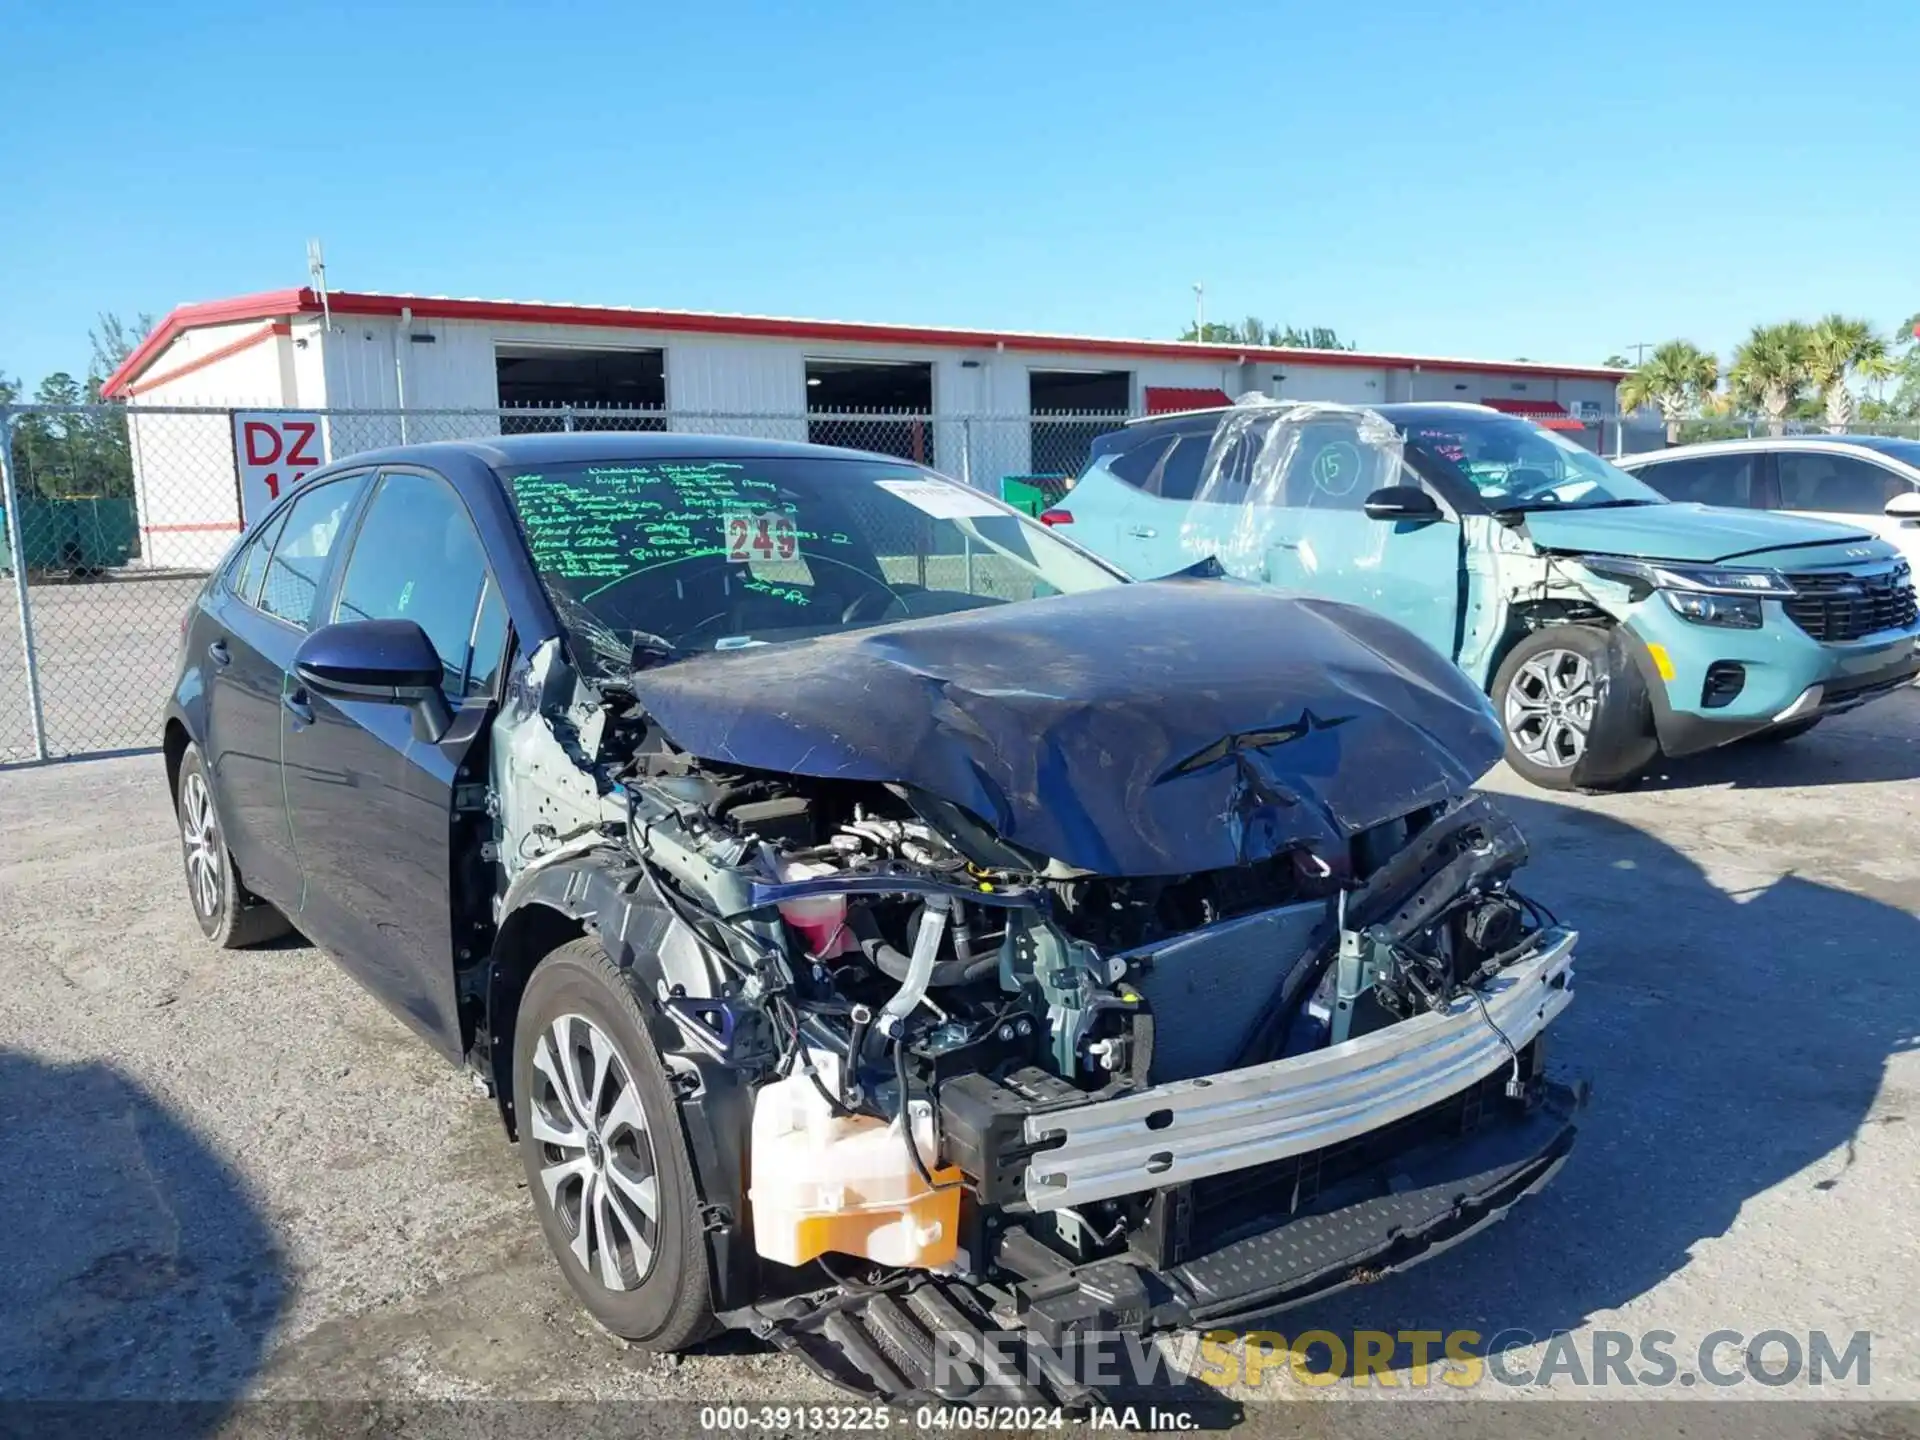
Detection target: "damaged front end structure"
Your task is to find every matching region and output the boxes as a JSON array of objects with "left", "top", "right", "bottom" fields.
[{"left": 470, "top": 457, "right": 1582, "bottom": 1406}]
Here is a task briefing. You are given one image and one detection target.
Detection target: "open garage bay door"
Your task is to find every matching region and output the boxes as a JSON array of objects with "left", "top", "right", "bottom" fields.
[
  {"left": 1029, "top": 369, "right": 1131, "bottom": 478},
  {"left": 806, "top": 359, "right": 934, "bottom": 465},
  {"left": 495, "top": 347, "right": 665, "bottom": 432}
]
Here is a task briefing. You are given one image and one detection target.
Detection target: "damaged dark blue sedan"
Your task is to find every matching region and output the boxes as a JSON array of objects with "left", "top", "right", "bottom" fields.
[{"left": 163, "top": 434, "right": 1581, "bottom": 1402}]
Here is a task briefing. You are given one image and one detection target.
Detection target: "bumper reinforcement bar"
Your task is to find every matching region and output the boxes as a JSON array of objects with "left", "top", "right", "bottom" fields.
[{"left": 1020, "top": 928, "right": 1576, "bottom": 1209}]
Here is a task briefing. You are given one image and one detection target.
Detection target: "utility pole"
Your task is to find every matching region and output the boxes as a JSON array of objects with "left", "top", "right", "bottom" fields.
[
  {"left": 1193, "top": 283, "right": 1205, "bottom": 341},
  {"left": 1627, "top": 341, "right": 1652, "bottom": 366}
]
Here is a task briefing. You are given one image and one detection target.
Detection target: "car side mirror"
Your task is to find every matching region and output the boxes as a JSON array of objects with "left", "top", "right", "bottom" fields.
[
  {"left": 294, "top": 619, "right": 452, "bottom": 741},
  {"left": 1362, "top": 485, "right": 1443, "bottom": 524},
  {"left": 1884, "top": 491, "right": 1920, "bottom": 521}
]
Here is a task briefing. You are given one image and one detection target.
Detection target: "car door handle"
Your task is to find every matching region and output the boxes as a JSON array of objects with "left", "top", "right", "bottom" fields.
[
  {"left": 1126, "top": 525, "right": 1159, "bottom": 538},
  {"left": 206, "top": 639, "right": 231, "bottom": 667},
  {"left": 283, "top": 689, "right": 315, "bottom": 726}
]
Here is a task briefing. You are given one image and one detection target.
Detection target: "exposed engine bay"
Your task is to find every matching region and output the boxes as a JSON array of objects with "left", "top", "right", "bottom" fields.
[
  {"left": 494, "top": 627, "right": 1571, "bottom": 1302},
  {"left": 618, "top": 750, "right": 1556, "bottom": 1098},
  {"left": 485, "top": 574, "right": 1581, "bottom": 1401}
]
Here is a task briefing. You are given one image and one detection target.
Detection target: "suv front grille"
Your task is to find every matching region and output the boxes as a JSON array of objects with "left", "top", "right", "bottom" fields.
[{"left": 1783, "top": 564, "right": 1916, "bottom": 643}]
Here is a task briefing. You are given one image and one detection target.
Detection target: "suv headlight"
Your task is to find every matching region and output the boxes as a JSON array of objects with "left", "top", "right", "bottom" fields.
[
  {"left": 1661, "top": 590, "right": 1763, "bottom": 628},
  {"left": 1580, "top": 557, "right": 1792, "bottom": 629}
]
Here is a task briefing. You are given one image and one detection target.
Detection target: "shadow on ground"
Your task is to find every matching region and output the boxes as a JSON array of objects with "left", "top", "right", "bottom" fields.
[
  {"left": 1636, "top": 697, "right": 1920, "bottom": 791},
  {"left": 1254, "top": 788, "right": 1919, "bottom": 1372},
  {"left": 0, "top": 1051, "right": 288, "bottom": 1418}
]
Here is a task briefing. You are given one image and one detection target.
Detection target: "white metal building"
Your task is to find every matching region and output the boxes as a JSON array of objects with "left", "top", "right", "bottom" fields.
[{"left": 103, "top": 288, "right": 1627, "bottom": 567}]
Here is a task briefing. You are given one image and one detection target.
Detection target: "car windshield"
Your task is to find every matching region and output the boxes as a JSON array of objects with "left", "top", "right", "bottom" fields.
[
  {"left": 1398, "top": 413, "right": 1667, "bottom": 511},
  {"left": 502, "top": 455, "right": 1122, "bottom": 676}
]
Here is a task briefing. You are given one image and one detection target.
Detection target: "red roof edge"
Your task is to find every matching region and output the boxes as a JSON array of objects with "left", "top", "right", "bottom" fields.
[
  {"left": 104, "top": 286, "right": 1632, "bottom": 396},
  {"left": 103, "top": 288, "right": 312, "bottom": 397}
]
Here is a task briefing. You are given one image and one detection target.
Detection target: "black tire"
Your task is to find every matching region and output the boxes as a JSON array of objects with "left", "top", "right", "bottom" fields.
[
  {"left": 1745, "top": 717, "right": 1822, "bottom": 744},
  {"left": 1491, "top": 625, "right": 1659, "bottom": 792},
  {"left": 514, "top": 937, "right": 716, "bottom": 1351},
  {"left": 173, "top": 743, "right": 293, "bottom": 948}
]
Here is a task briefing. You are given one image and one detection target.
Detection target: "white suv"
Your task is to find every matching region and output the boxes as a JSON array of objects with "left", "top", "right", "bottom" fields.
[{"left": 1618, "top": 435, "right": 1920, "bottom": 566}]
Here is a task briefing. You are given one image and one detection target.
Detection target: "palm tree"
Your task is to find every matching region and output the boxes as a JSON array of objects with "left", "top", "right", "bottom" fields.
[
  {"left": 1728, "top": 321, "right": 1812, "bottom": 436},
  {"left": 1805, "top": 314, "right": 1894, "bottom": 432},
  {"left": 1617, "top": 340, "right": 1719, "bottom": 445},
  {"left": 1889, "top": 312, "right": 1920, "bottom": 419}
]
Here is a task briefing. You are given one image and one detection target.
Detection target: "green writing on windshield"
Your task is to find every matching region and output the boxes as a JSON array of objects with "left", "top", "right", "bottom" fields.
[
  {"left": 506, "top": 461, "right": 882, "bottom": 621},
  {"left": 512, "top": 462, "right": 796, "bottom": 580}
]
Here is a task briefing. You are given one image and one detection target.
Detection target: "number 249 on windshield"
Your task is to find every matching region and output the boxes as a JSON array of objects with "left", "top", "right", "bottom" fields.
[{"left": 726, "top": 512, "right": 797, "bottom": 563}]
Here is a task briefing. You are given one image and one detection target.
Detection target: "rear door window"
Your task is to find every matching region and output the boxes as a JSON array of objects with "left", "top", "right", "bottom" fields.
[
  {"left": 334, "top": 469, "right": 493, "bottom": 694},
  {"left": 1104, "top": 434, "right": 1176, "bottom": 493},
  {"left": 1633, "top": 454, "right": 1759, "bottom": 508},
  {"left": 1159, "top": 431, "right": 1244, "bottom": 502},
  {"left": 259, "top": 475, "right": 367, "bottom": 628},
  {"left": 227, "top": 509, "right": 289, "bottom": 607},
  {"left": 1776, "top": 452, "right": 1906, "bottom": 514}
]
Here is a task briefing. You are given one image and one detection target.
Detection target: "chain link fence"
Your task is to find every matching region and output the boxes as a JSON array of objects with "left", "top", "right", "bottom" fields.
[
  {"left": 1, "top": 397, "right": 1668, "bottom": 763},
  {"left": 1671, "top": 416, "right": 1920, "bottom": 445},
  {"left": 0, "top": 401, "right": 1145, "bottom": 762}
]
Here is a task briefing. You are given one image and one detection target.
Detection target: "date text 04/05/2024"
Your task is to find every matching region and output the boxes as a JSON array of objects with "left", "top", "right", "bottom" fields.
[{"left": 697, "top": 1405, "right": 1206, "bottom": 1431}]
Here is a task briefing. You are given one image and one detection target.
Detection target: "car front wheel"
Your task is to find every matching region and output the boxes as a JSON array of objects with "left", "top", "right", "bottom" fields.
[
  {"left": 514, "top": 937, "right": 717, "bottom": 1351},
  {"left": 1492, "top": 625, "right": 1658, "bottom": 791},
  {"left": 174, "top": 743, "right": 292, "bottom": 948}
]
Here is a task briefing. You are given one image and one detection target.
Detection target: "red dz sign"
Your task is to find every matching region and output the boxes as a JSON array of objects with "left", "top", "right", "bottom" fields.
[{"left": 232, "top": 413, "right": 325, "bottom": 525}]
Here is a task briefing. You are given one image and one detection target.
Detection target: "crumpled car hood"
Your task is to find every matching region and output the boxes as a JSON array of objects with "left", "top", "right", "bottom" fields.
[
  {"left": 629, "top": 577, "right": 1502, "bottom": 877},
  {"left": 1523, "top": 503, "right": 1876, "bottom": 564}
]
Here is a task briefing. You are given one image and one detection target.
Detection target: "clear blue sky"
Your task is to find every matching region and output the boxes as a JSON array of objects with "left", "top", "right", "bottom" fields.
[{"left": 3, "top": 0, "right": 1916, "bottom": 388}]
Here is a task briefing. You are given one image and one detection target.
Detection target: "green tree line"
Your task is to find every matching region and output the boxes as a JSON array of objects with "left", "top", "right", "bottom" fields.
[
  {"left": 1616, "top": 314, "right": 1920, "bottom": 442},
  {"left": 1, "top": 313, "right": 153, "bottom": 500},
  {"left": 1179, "top": 316, "right": 1355, "bottom": 350}
]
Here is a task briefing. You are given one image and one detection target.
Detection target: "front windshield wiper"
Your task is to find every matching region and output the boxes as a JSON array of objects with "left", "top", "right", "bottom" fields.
[
  {"left": 546, "top": 588, "right": 678, "bottom": 675},
  {"left": 628, "top": 632, "right": 678, "bottom": 673},
  {"left": 1492, "top": 497, "right": 1660, "bottom": 517}
]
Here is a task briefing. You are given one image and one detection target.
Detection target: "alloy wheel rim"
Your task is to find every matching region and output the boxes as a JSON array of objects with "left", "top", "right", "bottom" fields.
[
  {"left": 180, "top": 772, "right": 222, "bottom": 918},
  {"left": 530, "top": 1013, "right": 660, "bottom": 1291},
  {"left": 1505, "top": 649, "right": 1596, "bottom": 769}
]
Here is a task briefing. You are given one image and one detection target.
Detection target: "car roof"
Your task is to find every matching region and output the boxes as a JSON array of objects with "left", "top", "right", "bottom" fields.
[
  {"left": 1768, "top": 434, "right": 1920, "bottom": 456},
  {"left": 1106, "top": 401, "right": 1510, "bottom": 445},
  {"left": 1619, "top": 435, "right": 1920, "bottom": 465},
  {"left": 1120, "top": 400, "right": 1507, "bottom": 422},
  {"left": 334, "top": 430, "right": 915, "bottom": 473}
]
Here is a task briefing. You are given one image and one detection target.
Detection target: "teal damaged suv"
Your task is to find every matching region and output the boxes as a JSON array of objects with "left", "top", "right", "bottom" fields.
[{"left": 1054, "top": 400, "right": 1920, "bottom": 788}]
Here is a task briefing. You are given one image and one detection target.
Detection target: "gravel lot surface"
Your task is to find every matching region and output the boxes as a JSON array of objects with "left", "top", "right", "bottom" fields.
[{"left": 3, "top": 690, "right": 1918, "bottom": 1436}]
